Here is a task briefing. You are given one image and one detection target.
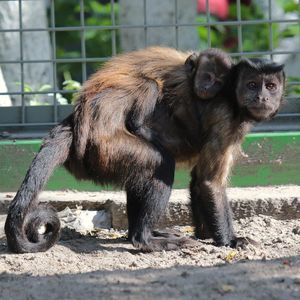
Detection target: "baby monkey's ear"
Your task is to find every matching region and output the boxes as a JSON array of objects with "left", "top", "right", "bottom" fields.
[{"left": 185, "top": 53, "right": 198, "bottom": 78}]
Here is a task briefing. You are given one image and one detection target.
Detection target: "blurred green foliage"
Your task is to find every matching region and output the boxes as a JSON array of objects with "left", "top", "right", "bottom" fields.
[
  {"left": 287, "top": 77, "right": 300, "bottom": 97},
  {"left": 50, "top": 0, "right": 299, "bottom": 103},
  {"left": 276, "top": 0, "right": 299, "bottom": 12},
  {"left": 49, "top": 0, "right": 120, "bottom": 103},
  {"left": 196, "top": 0, "right": 298, "bottom": 53}
]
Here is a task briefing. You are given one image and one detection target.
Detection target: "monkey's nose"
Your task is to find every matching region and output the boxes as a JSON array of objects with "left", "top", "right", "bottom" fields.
[{"left": 256, "top": 95, "right": 267, "bottom": 103}]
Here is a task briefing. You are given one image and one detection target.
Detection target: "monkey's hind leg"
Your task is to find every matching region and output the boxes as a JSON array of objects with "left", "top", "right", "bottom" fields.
[{"left": 126, "top": 150, "right": 193, "bottom": 252}]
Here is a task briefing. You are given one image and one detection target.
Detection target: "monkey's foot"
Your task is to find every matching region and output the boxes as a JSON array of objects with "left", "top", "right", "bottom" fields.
[
  {"left": 131, "top": 232, "right": 197, "bottom": 252},
  {"left": 152, "top": 229, "right": 185, "bottom": 239},
  {"left": 194, "top": 225, "right": 212, "bottom": 240},
  {"left": 230, "top": 236, "right": 259, "bottom": 249}
]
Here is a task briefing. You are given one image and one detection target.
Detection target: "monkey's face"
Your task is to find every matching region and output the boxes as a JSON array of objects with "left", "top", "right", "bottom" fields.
[
  {"left": 185, "top": 51, "right": 232, "bottom": 100},
  {"left": 236, "top": 69, "right": 285, "bottom": 121},
  {"left": 194, "top": 56, "right": 230, "bottom": 99}
]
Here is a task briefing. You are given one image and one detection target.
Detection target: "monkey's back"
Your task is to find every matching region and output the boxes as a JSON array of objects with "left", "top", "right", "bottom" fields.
[
  {"left": 68, "top": 47, "right": 192, "bottom": 184},
  {"left": 74, "top": 47, "right": 190, "bottom": 135},
  {"left": 79, "top": 47, "right": 189, "bottom": 101}
]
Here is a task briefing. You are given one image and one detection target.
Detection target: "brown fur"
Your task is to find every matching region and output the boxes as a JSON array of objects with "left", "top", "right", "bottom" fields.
[
  {"left": 73, "top": 47, "right": 231, "bottom": 159},
  {"left": 5, "top": 48, "right": 285, "bottom": 253},
  {"left": 74, "top": 47, "right": 189, "bottom": 159}
]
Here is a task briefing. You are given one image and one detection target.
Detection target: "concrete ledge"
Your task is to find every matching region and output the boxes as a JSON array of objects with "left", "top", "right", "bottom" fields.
[{"left": 1, "top": 185, "right": 300, "bottom": 229}]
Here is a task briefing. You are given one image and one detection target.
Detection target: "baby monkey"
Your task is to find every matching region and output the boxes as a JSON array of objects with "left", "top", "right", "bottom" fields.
[
  {"left": 126, "top": 48, "right": 232, "bottom": 146},
  {"left": 185, "top": 48, "right": 232, "bottom": 99}
]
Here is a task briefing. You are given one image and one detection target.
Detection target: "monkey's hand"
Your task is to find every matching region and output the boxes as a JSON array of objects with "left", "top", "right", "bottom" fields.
[{"left": 126, "top": 118, "right": 163, "bottom": 149}]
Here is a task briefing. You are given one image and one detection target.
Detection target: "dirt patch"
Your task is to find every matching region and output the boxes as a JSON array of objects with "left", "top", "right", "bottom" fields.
[{"left": 0, "top": 215, "right": 300, "bottom": 299}]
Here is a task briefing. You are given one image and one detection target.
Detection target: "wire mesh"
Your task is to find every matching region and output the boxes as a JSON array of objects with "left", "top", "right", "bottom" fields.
[{"left": 0, "top": 0, "right": 299, "bottom": 138}]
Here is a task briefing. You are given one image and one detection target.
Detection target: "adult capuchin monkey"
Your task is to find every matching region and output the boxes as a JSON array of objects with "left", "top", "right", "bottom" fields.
[
  {"left": 142, "top": 57, "right": 285, "bottom": 246},
  {"left": 5, "top": 47, "right": 285, "bottom": 253}
]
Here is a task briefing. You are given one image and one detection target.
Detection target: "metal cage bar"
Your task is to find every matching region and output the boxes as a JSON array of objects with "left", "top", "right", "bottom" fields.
[
  {"left": 268, "top": 0, "right": 274, "bottom": 60},
  {"left": 1, "top": 17, "right": 299, "bottom": 33},
  {"left": 110, "top": 0, "right": 117, "bottom": 56},
  {"left": 236, "top": 0, "right": 243, "bottom": 55},
  {"left": 174, "top": 0, "right": 179, "bottom": 49},
  {"left": 18, "top": 0, "right": 25, "bottom": 123},
  {"left": 2, "top": 48, "right": 300, "bottom": 65},
  {"left": 50, "top": 0, "right": 58, "bottom": 123},
  {"left": 143, "top": 0, "right": 148, "bottom": 48},
  {"left": 80, "top": 0, "right": 87, "bottom": 82},
  {"left": 205, "top": 0, "right": 211, "bottom": 47}
]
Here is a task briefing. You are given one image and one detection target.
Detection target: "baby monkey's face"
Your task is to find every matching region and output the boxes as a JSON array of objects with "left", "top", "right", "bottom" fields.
[
  {"left": 185, "top": 49, "right": 232, "bottom": 100},
  {"left": 193, "top": 54, "right": 232, "bottom": 99}
]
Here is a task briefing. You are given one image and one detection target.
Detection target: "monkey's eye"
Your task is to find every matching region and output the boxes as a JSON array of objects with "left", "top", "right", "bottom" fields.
[
  {"left": 203, "top": 73, "right": 213, "bottom": 82},
  {"left": 213, "top": 81, "right": 223, "bottom": 91},
  {"left": 247, "top": 81, "right": 257, "bottom": 90},
  {"left": 266, "top": 82, "right": 277, "bottom": 91}
]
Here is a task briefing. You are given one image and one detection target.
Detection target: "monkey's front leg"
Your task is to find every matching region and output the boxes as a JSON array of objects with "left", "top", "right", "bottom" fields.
[
  {"left": 190, "top": 176, "right": 236, "bottom": 247},
  {"left": 190, "top": 150, "right": 256, "bottom": 248}
]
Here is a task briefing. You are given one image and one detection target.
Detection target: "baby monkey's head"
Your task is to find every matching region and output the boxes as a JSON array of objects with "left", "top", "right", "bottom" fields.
[{"left": 185, "top": 48, "right": 233, "bottom": 99}]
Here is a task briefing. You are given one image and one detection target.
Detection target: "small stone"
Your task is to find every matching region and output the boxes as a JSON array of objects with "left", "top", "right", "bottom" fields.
[
  {"left": 264, "top": 218, "right": 272, "bottom": 227},
  {"left": 181, "top": 271, "right": 190, "bottom": 278},
  {"left": 292, "top": 226, "right": 300, "bottom": 235},
  {"left": 129, "top": 262, "right": 138, "bottom": 267},
  {"left": 209, "top": 248, "right": 217, "bottom": 254},
  {"left": 261, "top": 255, "right": 267, "bottom": 261},
  {"left": 272, "top": 237, "right": 283, "bottom": 243},
  {"left": 200, "top": 246, "right": 209, "bottom": 253},
  {"left": 293, "top": 278, "right": 300, "bottom": 285}
]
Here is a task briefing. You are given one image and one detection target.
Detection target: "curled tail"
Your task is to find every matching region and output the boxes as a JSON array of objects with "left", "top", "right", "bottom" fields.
[{"left": 5, "top": 116, "right": 73, "bottom": 253}]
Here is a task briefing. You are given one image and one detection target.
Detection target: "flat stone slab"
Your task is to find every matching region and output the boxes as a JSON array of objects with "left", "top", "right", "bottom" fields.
[{"left": 1, "top": 185, "right": 300, "bottom": 230}]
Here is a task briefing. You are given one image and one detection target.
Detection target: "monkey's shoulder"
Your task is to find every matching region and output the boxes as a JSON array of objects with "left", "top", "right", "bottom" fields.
[{"left": 196, "top": 99, "right": 249, "bottom": 143}]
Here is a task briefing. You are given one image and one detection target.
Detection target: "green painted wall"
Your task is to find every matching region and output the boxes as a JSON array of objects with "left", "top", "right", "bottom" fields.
[{"left": 0, "top": 132, "right": 300, "bottom": 192}]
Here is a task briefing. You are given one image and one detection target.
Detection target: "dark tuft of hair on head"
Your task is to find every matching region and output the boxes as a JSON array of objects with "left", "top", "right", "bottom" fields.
[
  {"left": 200, "top": 48, "right": 233, "bottom": 66},
  {"left": 238, "top": 58, "right": 285, "bottom": 74}
]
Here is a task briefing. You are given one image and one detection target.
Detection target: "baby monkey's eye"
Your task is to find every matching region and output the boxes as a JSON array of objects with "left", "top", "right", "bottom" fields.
[
  {"left": 203, "top": 72, "right": 214, "bottom": 82},
  {"left": 247, "top": 81, "right": 257, "bottom": 90},
  {"left": 266, "top": 82, "right": 277, "bottom": 90}
]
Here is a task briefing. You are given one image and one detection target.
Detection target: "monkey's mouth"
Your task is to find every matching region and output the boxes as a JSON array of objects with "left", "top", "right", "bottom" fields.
[
  {"left": 247, "top": 105, "right": 275, "bottom": 120},
  {"left": 196, "top": 89, "right": 214, "bottom": 100}
]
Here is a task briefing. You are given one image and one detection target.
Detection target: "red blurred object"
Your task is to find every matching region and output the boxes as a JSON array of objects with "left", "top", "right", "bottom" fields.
[
  {"left": 197, "top": 0, "right": 229, "bottom": 20},
  {"left": 223, "top": 36, "right": 237, "bottom": 49}
]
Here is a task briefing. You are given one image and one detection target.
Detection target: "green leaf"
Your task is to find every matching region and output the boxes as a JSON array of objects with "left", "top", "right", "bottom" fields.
[
  {"left": 276, "top": 0, "right": 298, "bottom": 13},
  {"left": 281, "top": 24, "right": 299, "bottom": 38},
  {"left": 38, "top": 84, "right": 52, "bottom": 92}
]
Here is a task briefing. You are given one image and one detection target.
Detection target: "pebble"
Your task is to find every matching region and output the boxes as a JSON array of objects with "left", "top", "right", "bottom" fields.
[{"left": 292, "top": 226, "right": 300, "bottom": 235}]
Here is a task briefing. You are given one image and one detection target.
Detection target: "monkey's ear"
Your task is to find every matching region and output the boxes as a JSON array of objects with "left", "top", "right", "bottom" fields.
[{"left": 185, "top": 53, "right": 198, "bottom": 77}]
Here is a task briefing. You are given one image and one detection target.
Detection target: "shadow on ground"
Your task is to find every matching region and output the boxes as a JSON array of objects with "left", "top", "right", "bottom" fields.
[
  {"left": 1, "top": 215, "right": 300, "bottom": 300},
  {"left": 1, "top": 256, "right": 300, "bottom": 300}
]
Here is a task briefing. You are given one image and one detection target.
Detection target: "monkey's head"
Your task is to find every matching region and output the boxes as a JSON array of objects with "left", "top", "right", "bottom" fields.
[
  {"left": 233, "top": 58, "right": 286, "bottom": 122},
  {"left": 185, "top": 48, "right": 233, "bottom": 99}
]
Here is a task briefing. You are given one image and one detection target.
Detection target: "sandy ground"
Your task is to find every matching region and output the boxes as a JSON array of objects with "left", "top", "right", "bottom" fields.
[{"left": 0, "top": 214, "right": 300, "bottom": 299}]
